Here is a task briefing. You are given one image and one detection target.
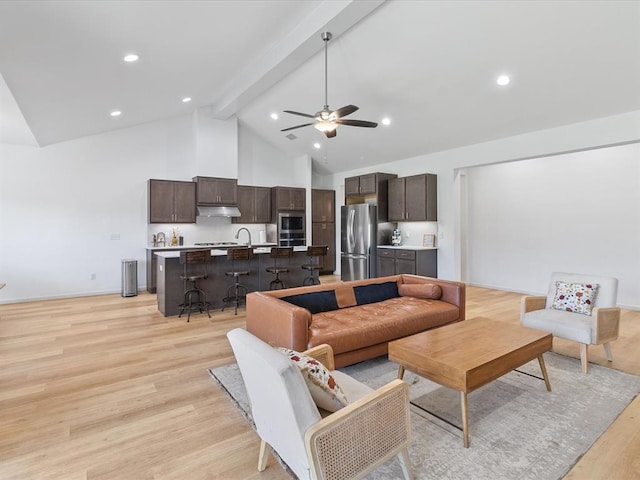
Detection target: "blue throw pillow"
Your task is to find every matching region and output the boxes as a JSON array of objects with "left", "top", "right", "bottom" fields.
[
  {"left": 281, "top": 291, "right": 339, "bottom": 314},
  {"left": 353, "top": 281, "right": 399, "bottom": 306}
]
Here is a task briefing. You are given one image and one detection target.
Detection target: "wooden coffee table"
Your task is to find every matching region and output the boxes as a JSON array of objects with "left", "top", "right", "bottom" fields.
[{"left": 388, "top": 317, "right": 552, "bottom": 447}]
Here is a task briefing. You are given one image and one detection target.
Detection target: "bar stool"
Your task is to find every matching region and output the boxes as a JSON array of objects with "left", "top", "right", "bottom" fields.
[
  {"left": 302, "top": 245, "right": 328, "bottom": 286},
  {"left": 266, "top": 247, "right": 293, "bottom": 290},
  {"left": 178, "top": 249, "right": 211, "bottom": 322},
  {"left": 222, "top": 247, "right": 253, "bottom": 315}
]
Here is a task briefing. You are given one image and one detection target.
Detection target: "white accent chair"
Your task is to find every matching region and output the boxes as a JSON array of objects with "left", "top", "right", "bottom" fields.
[
  {"left": 227, "top": 328, "right": 413, "bottom": 480},
  {"left": 521, "top": 272, "right": 620, "bottom": 373}
]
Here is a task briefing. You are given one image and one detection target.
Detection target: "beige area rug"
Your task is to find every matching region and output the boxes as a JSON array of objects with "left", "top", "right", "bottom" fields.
[{"left": 209, "top": 353, "right": 640, "bottom": 479}]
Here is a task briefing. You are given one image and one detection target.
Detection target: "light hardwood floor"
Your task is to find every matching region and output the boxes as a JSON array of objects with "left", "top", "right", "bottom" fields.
[{"left": 1, "top": 282, "right": 639, "bottom": 479}]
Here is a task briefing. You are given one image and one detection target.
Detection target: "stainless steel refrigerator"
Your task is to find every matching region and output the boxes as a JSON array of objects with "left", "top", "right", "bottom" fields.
[{"left": 341, "top": 204, "right": 378, "bottom": 281}]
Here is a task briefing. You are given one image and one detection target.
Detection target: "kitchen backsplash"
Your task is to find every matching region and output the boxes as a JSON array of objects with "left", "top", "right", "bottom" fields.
[
  {"left": 395, "top": 221, "right": 439, "bottom": 247},
  {"left": 148, "top": 216, "right": 270, "bottom": 245}
]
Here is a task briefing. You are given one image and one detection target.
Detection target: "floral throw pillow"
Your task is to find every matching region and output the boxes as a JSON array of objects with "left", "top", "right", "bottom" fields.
[
  {"left": 552, "top": 281, "right": 599, "bottom": 315},
  {"left": 277, "top": 347, "right": 348, "bottom": 412}
]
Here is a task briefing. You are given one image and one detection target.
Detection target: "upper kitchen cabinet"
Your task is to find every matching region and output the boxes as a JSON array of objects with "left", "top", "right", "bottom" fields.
[
  {"left": 344, "top": 172, "right": 397, "bottom": 222},
  {"left": 312, "top": 189, "right": 335, "bottom": 223},
  {"left": 388, "top": 174, "right": 437, "bottom": 222},
  {"left": 344, "top": 173, "right": 392, "bottom": 197},
  {"left": 148, "top": 179, "right": 197, "bottom": 224},
  {"left": 233, "top": 186, "right": 271, "bottom": 224},
  {"left": 272, "top": 186, "right": 306, "bottom": 211},
  {"left": 193, "top": 176, "right": 237, "bottom": 205}
]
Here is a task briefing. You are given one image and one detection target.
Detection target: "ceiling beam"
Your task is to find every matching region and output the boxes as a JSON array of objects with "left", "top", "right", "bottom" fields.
[{"left": 207, "top": 0, "right": 385, "bottom": 120}]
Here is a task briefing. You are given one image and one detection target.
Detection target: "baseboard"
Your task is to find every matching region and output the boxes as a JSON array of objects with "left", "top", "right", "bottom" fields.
[{"left": 0, "top": 287, "right": 147, "bottom": 305}]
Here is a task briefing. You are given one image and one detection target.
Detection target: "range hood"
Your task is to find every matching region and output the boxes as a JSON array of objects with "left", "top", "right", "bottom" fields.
[{"left": 197, "top": 205, "right": 242, "bottom": 217}]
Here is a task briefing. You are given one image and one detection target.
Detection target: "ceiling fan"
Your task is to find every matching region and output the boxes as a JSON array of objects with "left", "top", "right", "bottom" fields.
[{"left": 281, "top": 32, "right": 378, "bottom": 139}]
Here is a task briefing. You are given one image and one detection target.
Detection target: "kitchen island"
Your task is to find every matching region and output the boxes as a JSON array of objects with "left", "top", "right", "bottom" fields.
[
  {"left": 155, "top": 246, "right": 310, "bottom": 316},
  {"left": 145, "top": 242, "right": 277, "bottom": 293}
]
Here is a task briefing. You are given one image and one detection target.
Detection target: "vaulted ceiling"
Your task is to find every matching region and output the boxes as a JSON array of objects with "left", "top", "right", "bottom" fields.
[{"left": 1, "top": 0, "right": 639, "bottom": 174}]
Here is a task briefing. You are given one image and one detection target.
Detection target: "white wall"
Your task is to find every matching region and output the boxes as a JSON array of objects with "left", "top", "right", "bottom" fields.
[
  {"left": 0, "top": 114, "right": 194, "bottom": 302},
  {"left": 194, "top": 110, "right": 238, "bottom": 178},
  {"left": 465, "top": 143, "right": 640, "bottom": 308},
  {"left": 238, "top": 123, "right": 305, "bottom": 186}
]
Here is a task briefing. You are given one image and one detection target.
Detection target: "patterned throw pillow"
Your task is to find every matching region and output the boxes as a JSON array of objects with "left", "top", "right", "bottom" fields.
[
  {"left": 277, "top": 347, "right": 348, "bottom": 412},
  {"left": 552, "top": 281, "right": 599, "bottom": 315}
]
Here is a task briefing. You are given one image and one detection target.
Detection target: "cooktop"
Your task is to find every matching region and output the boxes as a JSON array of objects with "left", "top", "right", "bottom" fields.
[{"left": 194, "top": 242, "right": 239, "bottom": 246}]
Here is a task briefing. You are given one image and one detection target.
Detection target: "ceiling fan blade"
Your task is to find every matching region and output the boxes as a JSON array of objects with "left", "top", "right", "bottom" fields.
[
  {"left": 335, "top": 119, "right": 378, "bottom": 128},
  {"left": 333, "top": 104, "right": 359, "bottom": 118},
  {"left": 283, "top": 110, "right": 316, "bottom": 119},
  {"left": 325, "top": 129, "right": 337, "bottom": 138},
  {"left": 281, "top": 123, "right": 313, "bottom": 132}
]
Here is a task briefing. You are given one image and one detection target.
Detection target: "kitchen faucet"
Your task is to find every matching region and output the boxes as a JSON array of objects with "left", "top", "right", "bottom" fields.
[{"left": 235, "top": 227, "right": 252, "bottom": 247}]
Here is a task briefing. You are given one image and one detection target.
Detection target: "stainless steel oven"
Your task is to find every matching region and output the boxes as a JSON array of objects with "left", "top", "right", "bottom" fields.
[{"left": 278, "top": 212, "right": 305, "bottom": 246}]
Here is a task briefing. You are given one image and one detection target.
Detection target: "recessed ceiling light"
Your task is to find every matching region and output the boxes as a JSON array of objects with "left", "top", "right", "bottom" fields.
[
  {"left": 270, "top": 112, "right": 279, "bottom": 120},
  {"left": 313, "top": 142, "right": 321, "bottom": 149},
  {"left": 381, "top": 117, "right": 391, "bottom": 126},
  {"left": 497, "top": 75, "right": 510, "bottom": 86},
  {"left": 123, "top": 54, "right": 139, "bottom": 63},
  {"left": 110, "top": 110, "right": 122, "bottom": 117},
  {"left": 182, "top": 97, "right": 192, "bottom": 103}
]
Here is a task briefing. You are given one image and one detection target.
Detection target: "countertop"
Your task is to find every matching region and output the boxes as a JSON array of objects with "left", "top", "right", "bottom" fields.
[
  {"left": 154, "top": 245, "right": 308, "bottom": 258},
  {"left": 378, "top": 245, "right": 438, "bottom": 250},
  {"left": 147, "top": 243, "right": 277, "bottom": 250}
]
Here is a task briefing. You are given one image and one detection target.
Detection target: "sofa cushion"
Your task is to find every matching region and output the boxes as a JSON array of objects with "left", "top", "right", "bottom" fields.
[
  {"left": 551, "top": 281, "right": 599, "bottom": 316},
  {"left": 353, "top": 281, "right": 399, "bottom": 306},
  {"left": 399, "top": 283, "right": 442, "bottom": 300},
  {"left": 522, "top": 308, "right": 592, "bottom": 344},
  {"left": 276, "top": 347, "right": 348, "bottom": 412},
  {"left": 309, "top": 296, "right": 460, "bottom": 354},
  {"left": 281, "top": 290, "right": 339, "bottom": 314},
  {"left": 335, "top": 285, "right": 357, "bottom": 308}
]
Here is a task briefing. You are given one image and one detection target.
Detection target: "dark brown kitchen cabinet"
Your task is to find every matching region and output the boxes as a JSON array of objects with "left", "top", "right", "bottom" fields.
[
  {"left": 395, "top": 250, "right": 418, "bottom": 275},
  {"left": 193, "top": 176, "right": 237, "bottom": 205},
  {"left": 148, "top": 179, "right": 196, "bottom": 224},
  {"left": 272, "top": 186, "right": 306, "bottom": 211},
  {"left": 311, "top": 189, "right": 336, "bottom": 273},
  {"left": 312, "top": 189, "right": 335, "bottom": 222},
  {"left": 233, "top": 186, "right": 271, "bottom": 224},
  {"left": 344, "top": 172, "right": 397, "bottom": 222},
  {"left": 388, "top": 174, "right": 437, "bottom": 222},
  {"left": 344, "top": 176, "right": 362, "bottom": 196},
  {"left": 312, "top": 222, "right": 336, "bottom": 274},
  {"left": 345, "top": 172, "right": 394, "bottom": 197},
  {"left": 376, "top": 247, "right": 437, "bottom": 277},
  {"left": 377, "top": 248, "right": 396, "bottom": 277}
]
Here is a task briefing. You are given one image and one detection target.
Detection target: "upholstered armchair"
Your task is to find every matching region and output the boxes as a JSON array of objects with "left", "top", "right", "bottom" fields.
[
  {"left": 521, "top": 272, "right": 620, "bottom": 373},
  {"left": 227, "top": 328, "right": 413, "bottom": 480}
]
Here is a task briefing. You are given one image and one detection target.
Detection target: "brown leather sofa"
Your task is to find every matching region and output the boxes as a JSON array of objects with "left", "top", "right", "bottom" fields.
[{"left": 246, "top": 274, "right": 466, "bottom": 368}]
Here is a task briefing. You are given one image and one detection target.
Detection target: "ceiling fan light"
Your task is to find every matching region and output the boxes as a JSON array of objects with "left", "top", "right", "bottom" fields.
[{"left": 314, "top": 121, "right": 337, "bottom": 133}]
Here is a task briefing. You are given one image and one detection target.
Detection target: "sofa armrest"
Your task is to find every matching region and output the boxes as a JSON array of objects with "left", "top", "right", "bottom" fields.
[
  {"left": 591, "top": 307, "right": 621, "bottom": 344},
  {"left": 246, "top": 292, "right": 312, "bottom": 352},
  {"left": 304, "top": 344, "right": 335, "bottom": 371},
  {"left": 305, "top": 379, "right": 410, "bottom": 480},
  {"left": 520, "top": 295, "right": 546, "bottom": 320}
]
